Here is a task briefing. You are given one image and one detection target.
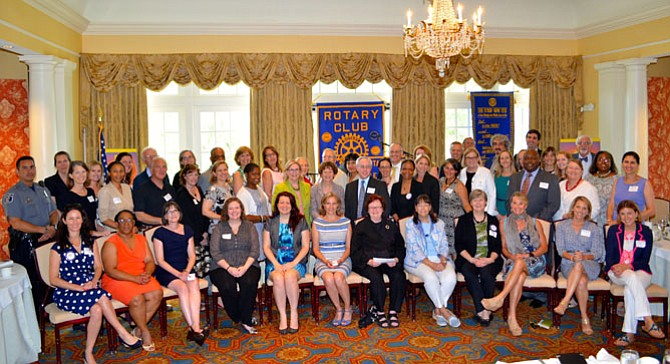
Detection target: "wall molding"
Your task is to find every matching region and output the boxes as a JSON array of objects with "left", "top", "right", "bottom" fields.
[{"left": 22, "top": 0, "right": 89, "bottom": 33}]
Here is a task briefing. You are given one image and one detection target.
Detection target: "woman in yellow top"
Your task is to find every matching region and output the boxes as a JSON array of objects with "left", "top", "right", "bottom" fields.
[{"left": 273, "top": 159, "right": 312, "bottom": 225}]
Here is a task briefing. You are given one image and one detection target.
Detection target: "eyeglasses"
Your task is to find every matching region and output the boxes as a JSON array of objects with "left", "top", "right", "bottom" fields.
[
  {"left": 118, "top": 218, "right": 135, "bottom": 224},
  {"left": 166, "top": 210, "right": 180, "bottom": 215},
  {"left": 287, "top": 168, "right": 300, "bottom": 172}
]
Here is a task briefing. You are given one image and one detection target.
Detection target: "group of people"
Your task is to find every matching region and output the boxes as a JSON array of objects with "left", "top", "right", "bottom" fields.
[{"left": 1, "top": 131, "right": 665, "bottom": 363}]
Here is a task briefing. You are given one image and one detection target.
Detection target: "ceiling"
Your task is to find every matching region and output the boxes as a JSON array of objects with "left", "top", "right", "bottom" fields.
[{"left": 24, "top": 0, "right": 670, "bottom": 39}]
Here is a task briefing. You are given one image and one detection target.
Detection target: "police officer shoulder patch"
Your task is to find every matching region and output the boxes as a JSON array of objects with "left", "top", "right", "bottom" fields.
[{"left": 4, "top": 193, "right": 14, "bottom": 204}]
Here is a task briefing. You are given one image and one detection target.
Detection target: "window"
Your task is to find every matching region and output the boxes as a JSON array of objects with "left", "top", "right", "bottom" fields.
[
  {"left": 147, "top": 81, "right": 251, "bottom": 175},
  {"left": 445, "top": 80, "right": 530, "bottom": 156}
]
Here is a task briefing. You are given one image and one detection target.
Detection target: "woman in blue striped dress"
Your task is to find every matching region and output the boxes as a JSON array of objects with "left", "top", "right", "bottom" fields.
[{"left": 312, "top": 192, "right": 353, "bottom": 326}]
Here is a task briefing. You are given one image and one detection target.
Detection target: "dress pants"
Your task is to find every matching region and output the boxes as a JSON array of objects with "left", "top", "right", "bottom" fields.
[
  {"left": 459, "top": 259, "right": 502, "bottom": 314},
  {"left": 608, "top": 269, "right": 652, "bottom": 334},
  {"left": 356, "top": 263, "right": 406, "bottom": 312},
  {"left": 210, "top": 266, "right": 261, "bottom": 326},
  {"left": 405, "top": 262, "right": 456, "bottom": 309}
]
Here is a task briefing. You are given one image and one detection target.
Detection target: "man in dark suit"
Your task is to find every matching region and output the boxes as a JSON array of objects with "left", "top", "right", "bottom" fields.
[
  {"left": 344, "top": 156, "right": 391, "bottom": 222},
  {"left": 572, "top": 134, "right": 596, "bottom": 178},
  {"left": 506, "top": 149, "right": 560, "bottom": 222}
]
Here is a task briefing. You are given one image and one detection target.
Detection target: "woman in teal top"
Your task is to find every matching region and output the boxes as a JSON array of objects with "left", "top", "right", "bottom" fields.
[{"left": 492, "top": 150, "right": 516, "bottom": 217}]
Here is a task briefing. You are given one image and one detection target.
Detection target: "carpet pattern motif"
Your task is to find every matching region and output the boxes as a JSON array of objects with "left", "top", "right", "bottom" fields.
[{"left": 39, "top": 292, "right": 668, "bottom": 363}]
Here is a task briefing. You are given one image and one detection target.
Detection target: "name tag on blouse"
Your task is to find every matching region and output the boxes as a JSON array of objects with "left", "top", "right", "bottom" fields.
[
  {"left": 628, "top": 185, "right": 639, "bottom": 192},
  {"left": 637, "top": 240, "right": 646, "bottom": 248},
  {"left": 163, "top": 193, "right": 172, "bottom": 201},
  {"left": 193, "top": 198, "right": 199, "bottom": 205},
  {"left": 112, "top": 197, "right": 122, "bottom": 204},
  {"left": 366, "top": 187, "right": 375, "bottom": 194},
  {"left": 83, "top": 247, "right": 93, "bottom": 256},
  {"left": 446, "top": 188, "right": 453, "bottom": 194},
  {"left": 222, "top": 234, "right": 232, "bottom": 239},
  {"left": 87, "top": 195, "right": 96, "bottom": 203},
  {"left": 580, "top": 229, "right": 591, "bottom": 238},
  {"left": 489, "top": 230, "right": 497, "bottom": 238},
  {"left": 539, "top": 182, "right": 549, "bottom": 189}
]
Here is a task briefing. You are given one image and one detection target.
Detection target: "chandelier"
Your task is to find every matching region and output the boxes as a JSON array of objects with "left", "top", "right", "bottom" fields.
[{"left": 403, "top": 0, "right": 485, "bottom": 77}]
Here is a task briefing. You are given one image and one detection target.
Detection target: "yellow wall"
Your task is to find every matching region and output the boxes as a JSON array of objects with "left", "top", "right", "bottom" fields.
[
  {"left": 579, "top": 16, "right": 670, "bottom": 137},
  {"left": 0, "top": 50, "right": 27, "bottom": 79},
  {"left": 0, "top": 0, "right": 82, "bottom": 158},
  {"left": 648, "top": 56, "right": 670, "bottom": 78}
]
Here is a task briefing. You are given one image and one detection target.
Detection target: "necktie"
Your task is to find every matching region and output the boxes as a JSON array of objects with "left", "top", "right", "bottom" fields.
[
  {"left": 357, "top": 179, "right": 366, "bottom": 218},
  {"left": 390, "top": 166, "right": 397, "bottom": 181},
  {"left": 521, "top": 172, "right": 531, "bottom": 195}
]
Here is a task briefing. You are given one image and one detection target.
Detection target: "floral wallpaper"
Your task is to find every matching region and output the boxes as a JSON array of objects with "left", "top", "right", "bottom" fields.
[
  {"left": 0, "top": 79, "right": 29, "bottom": 260},
  {"left": 648, "top": 77, "right": 670, "bottom": 201}
]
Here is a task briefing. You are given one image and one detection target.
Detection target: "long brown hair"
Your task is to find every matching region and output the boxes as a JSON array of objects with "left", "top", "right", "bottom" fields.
[{"left": 272, "top": 191, "right": 303, "bottom": 231}]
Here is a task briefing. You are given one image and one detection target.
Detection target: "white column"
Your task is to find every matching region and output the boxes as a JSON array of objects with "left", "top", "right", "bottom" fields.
[
  {"left": 18, "top": 55, "right": 60, "bottom": 181},
  {"left": 54, "top": 60, "right": 77, "bottom": 153},
  {"left": 617, "top": 57, "right": 657, "bottom": 177},
  {"left": 594, "top": 62, "right": 626, "bottom": 162}
]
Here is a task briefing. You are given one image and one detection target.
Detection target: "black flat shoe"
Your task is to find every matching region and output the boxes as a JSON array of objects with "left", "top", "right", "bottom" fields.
[
  {"left": 287, "top": 327, "right": 298, "bottom": 334},
  {"left": 118, "top": 336, "right": 142, "bottom": 350},
  {"left": 279, "top": 328, "right": 288, "bottom": 335}
]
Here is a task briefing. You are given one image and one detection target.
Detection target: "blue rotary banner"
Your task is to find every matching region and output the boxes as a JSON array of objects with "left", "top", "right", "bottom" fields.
[
  {"left": 471, "top": 92, "right": 514, "bottom": 167},
  {"left": 316, "top": 101, "right": 385, "bottom": 167}
]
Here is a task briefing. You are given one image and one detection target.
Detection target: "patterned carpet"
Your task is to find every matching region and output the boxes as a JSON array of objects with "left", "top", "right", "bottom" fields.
[{"left": 39, "top": 291, "right": 668, "bottom": 363}]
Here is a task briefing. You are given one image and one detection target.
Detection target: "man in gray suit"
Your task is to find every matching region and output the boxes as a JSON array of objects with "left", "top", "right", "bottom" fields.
[
  {"left": 344, "top": 156, "right": 391, "bottom": 222},
  {"left": 506, "top": 149, "right": 560, "bottom": 221}
]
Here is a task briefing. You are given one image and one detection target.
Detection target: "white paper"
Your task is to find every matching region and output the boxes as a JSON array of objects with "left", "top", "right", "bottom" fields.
[{"left": 373, "top": 257, "right": 395, "bottom": 264}]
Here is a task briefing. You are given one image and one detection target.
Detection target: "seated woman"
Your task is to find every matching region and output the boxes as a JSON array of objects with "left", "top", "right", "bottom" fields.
[
  {"left": 606, "top": 200, "right": 665, "bottom": 346},
  {"left": 481, "top": 192, "right": 548, "bottom": 336},
  {"left": 210, "top": 197, "right": 261, "bottom": 334},
  {"left": 152, "top": 201, "right": 208, "bottom": 345},
  {"left": 312, "top": 192, "right": 353, "bottom": 327},
  {"left": 454, "top": 190, "right": 503, "bottom": 327},
  {"left": 50, "top": 205, "right": 141, "bottom": 364},
  {"left": 101, "top": 210, "right": 163, "bottom": 351},
  {"left": 405, "top": 194, "right": 460, "bottom": 327},
  {"left": 263, "top": 192, "right": 310, "bottom": 334},
  {"left": 352, "top": 194, "right": 406, "bottom": 328},
  {"left": 553, "top": 196, "right": 605, "bottom": 335}
]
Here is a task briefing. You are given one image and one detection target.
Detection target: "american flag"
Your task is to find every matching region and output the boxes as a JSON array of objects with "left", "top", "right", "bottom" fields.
[{"left": 98, "top": 123, "right": 108, "bottom": 180}]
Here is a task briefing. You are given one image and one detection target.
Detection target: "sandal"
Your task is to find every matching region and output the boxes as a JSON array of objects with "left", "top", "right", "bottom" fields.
[
  {"left": 332, "top": 309, "right": 344, "bottom": 327},
  {"left": 341, "top": 309, "right": 353, "bottom": 326},
  {"left": 641, "top": 323, "right": 665, "bottom": 339},
  {"left": 581, "top": 318, "right": 593, "bottom": 335},
  {"left": 376, "top": 313, "right": 390, "bottom": 328},
  {"left": 507, "top": 318, "right": 522, "bottom": 337},
  {"left": 388, "top": 311, "right": 400, "bottom": 328},
  {"left": 613, "top": 334, "right": 633, "bottom": 347},
  {"left": 553, "top": 300, "right": 569, "bottom": 316},
  {"left": 241, "top": 323, "right": 258, "bottom": 335},
  {"left": 142, "top": 342, "right": 156, "bottom": 352}
]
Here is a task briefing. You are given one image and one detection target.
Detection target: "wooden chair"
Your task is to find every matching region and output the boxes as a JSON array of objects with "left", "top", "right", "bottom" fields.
[
  {"left": 144, "top": 227, "right": 210, "bottom": 338},
  {"left": 210, "top": 261, "right": 265, "bottom": 329},
  {"left": 35, "top": 241, "right": 120, "bottom": 364},
  {"left": 399, "top": 217, "right": 424, "bottom": 321},
  {"left": 311, "top": 271, "right": 366, "bottom": 324}
]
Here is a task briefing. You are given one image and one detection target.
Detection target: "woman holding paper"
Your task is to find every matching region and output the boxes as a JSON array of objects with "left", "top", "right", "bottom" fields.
[
  {"left": 351, "top": 194, "right": 406, "bottom": 328},
  {"left": 553, "top": 196, "right": 604, "bottom": 335}
]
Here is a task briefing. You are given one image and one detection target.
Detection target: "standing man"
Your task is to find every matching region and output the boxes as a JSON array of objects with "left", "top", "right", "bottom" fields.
[
  {"left": 3, "top": 156, "right": 59, "bottom": 312},
  {"left": 133, "top": 157, "right": 176, "bottom": 228},
  {"left": 133, "top": 146, "right": 168, "bottom": 189},
  {"left": 320, "top": 148, "right": 348, "bottom": 189},
  {"left": 449, "top": 141, "right": 464, "bottom": 163},
  {"left": 487, "top": 134, "right": 510, "bottom": 169},
  {"left": 462, "top": 137, "right": 475, "bottom": 150},
  {"left": 572, "top": 135, "right": 595, "bottom": 178},
  {"left": 344, "top": 156, "right": 391, "bottom": 222},
  {"left": 198, "top": 147, "right": 225, "bottom": 191},
  {"left": 43, "top": 151, "right": 71, "bottom": 206},
  {"left": 525, "top": 129, "right": 543, "bottom": 156},
  {"left": 506, "top": 150, "right": 560, "bottom": 221},
  {"left": 388, "top": 143, "right": 404, "bottom": 184}
]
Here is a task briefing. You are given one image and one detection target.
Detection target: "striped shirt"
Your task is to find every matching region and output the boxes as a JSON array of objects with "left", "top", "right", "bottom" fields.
[{"left": 313, "top": 216, "right": 350, "bottom": 261}]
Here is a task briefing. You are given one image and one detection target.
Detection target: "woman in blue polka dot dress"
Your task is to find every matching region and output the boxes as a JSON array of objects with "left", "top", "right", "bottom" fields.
[{"left": 49, "top": 204, "right": 142, "bottom": 364}]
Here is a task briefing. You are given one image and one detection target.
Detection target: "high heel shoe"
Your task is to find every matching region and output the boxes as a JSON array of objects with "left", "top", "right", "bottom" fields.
[
  {"left": 118, "top": 335, "right": 142, "bottom": 350},
  {"left": 553, "top": 300, "right": 569, "bottom": 316},
  {"left": 507, "top": 318, "right": 522, "bottom": 337},
  {"left": 481, "top": 297, "right": 503, "bottom": 312},
  {"left": 581, "top": 318, "right": 593, "bottom": 335},
  {"left": 332, "top": 309, "right": 344, "bottom": 327},
  {"left": 187, "top": 327, "right": 206, "bottom": 346},
  {"left": 340, "top": 309, "right": 353, "bottom": 326}
]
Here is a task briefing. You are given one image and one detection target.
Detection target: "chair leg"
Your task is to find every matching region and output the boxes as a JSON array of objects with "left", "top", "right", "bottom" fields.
[
  {"left": 203, "top": 290, "right": 210, "bottom": 326},
  {"left": 357, "top": 284, "right": 364, "bottom": 316},
  {"left": 212, "top": 292, "right": 219, "bottom": 330},
  {"left": 55, "top": 326, "right": 62, "bottom": 364},
  {"left": 257, "top": 288, "right": 263, "bottom": 326},
  {"left": 158, "top": 301, "right": 168, "bottom": 339},
  {"left": 265, "top": 286, "right": 273, "bottom": 323},
  {"left": 453, "top": 284, "right": 462, "bottom": 317},
  {"left": 663, "top": 299, "right": 668, "bottom": 337},
  {"left": 313, "top": 287, "right": 320, "bottom": 325}
]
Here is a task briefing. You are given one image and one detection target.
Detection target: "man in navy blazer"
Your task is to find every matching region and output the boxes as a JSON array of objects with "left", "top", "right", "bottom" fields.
[
  {"left": 572, "top": 135, "right": 596, "bottom": 178},
  {"left": 506, "top": 150, "right": 560, "bottom": 221},
  {"left": 344, "top": 156, "right": 391, "bottom": 222}
]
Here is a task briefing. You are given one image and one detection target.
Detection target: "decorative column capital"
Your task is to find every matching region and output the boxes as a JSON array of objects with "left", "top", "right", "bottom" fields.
[
  {"left": 18, "top": 54, "right": 61, "bottom": 67},
  {"left": 616, "top": 57, "right": 658, "bottom": 69},
  {"left": 594, "top": 61, "right": 625, "bottom": 73}
]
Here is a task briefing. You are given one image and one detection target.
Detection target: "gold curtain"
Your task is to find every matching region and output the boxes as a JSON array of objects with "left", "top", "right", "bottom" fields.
[
  {"left": 529, "top": 81, "right": 581, "bottom": 151},
  {"left": 80, "top": 65, "right": 148, "bottom": 162},
  {"left": 250, "top": 82, "right": 314, "bottom": 168},
  {"left": 392, "top": 83, "right": 446, "bottom": 164}
]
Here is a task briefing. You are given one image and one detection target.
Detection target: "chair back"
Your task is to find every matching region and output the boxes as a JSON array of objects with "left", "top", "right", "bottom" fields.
[
  {"left": 398, "top": 217, "right": 410, "bottom": 242},
  {"left": 144, "top": 226, "right": 160, "bottom": 263},
  {"left": 537, "top": 219, "right": 555, "bottom": 274},
  {"left": 35, "top": 242, "right": 56, "bottom": 287}
]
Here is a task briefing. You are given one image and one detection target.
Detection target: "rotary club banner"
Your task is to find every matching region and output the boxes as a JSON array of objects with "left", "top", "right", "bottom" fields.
[
  {"left": 316, "top": 101, "right": 385, "bottom": 167},
  {"left": 471, "top": 92, "right": 514, "bottom": 167}
]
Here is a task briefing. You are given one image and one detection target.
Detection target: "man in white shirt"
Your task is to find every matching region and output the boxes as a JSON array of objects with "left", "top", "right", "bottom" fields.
[
  {"left": 572, "top": 135, "right": 595, "bottom": 178},
  {"left": 388, "top": 143, "right": 404, "bottom": 184},
  {"left": 320, "top": 148, "right": 348, "bottom": 189}
]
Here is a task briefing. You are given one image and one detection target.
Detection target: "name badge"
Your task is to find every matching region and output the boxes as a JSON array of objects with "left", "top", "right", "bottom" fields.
[
  {"left": 489, "top": 230, "right": 497, "bottom": 238},
  {"left": 506, "top": 180, "right": 510, "bottom": 186},
  {"left": 366, "top": 187, "right": 375, "bottom": 194},
  {"left": 628, "top": 185, "right": 639, "bottom": 192},
  {"left": 83, "top": 247, "right": 93, "bottom": 256},
  {"left": 43, "top": 190, "right": 49, "bottom": 199},
  {"left": 163, "top": 193, "right": 172, "bottom": 201},
  {"left": 580, "top": 229, "right": 591, "bottom": 238},
  {"left": 539, "top": 182, "right": 549, "bottom": 189},
  {"left": 193, "top": 198, "right": 199, "bottom": 205},
  {"left": 222, "top": 233, "right": 232, "bottom": 239},
  {"left": 446, "top": 188, "right": 454, "bottom": 194},
  {"left": 87, "top": 195, "right": 95, "bottom": 203},
  {"left": 637, "top": 240, "right": 646, "bottom": 248},
  {"left": 112, "top": 197, "right": 122, "bottom": 204}
]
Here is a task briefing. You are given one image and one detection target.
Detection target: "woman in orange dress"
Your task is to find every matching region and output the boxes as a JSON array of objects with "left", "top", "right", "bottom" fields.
[{"left": 102, "top": 210, "right": 163, "bottom": 351}]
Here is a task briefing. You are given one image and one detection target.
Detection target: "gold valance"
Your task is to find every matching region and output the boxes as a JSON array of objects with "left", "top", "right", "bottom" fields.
[{"left": 81, "top": 53, "right": 581, "bottom": 91}]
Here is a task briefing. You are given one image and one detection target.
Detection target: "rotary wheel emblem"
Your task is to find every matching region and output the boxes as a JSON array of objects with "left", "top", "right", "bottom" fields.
[{"left": 334, "top": 133, "right": 369, "bottom": 164}]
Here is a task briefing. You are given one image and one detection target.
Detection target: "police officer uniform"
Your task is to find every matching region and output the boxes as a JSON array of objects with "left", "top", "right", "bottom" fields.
[{"left": 2, "top": 181, "right": 57, "bottom": 310}]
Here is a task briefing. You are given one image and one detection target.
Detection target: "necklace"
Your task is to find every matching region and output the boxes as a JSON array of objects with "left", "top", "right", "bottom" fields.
[
  {"left": 597, "top": 171, "right": 611, "bottom": 178},
  {"left": 565, "top": 178, "right": 582, "bottom": 192},
  {"left": 473, "top": 214, "right": 487, "bottom": 224}
]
